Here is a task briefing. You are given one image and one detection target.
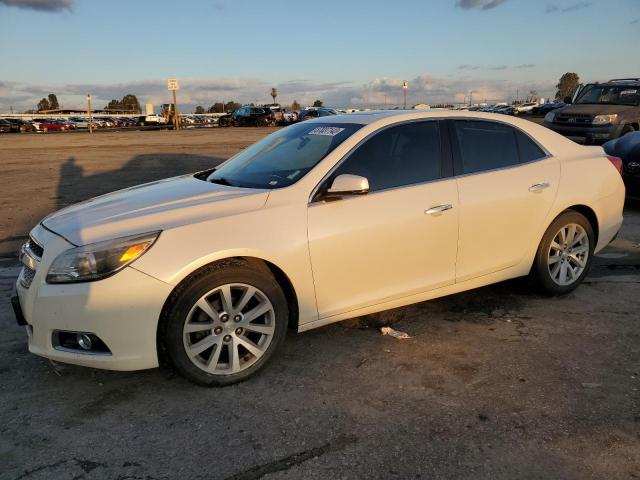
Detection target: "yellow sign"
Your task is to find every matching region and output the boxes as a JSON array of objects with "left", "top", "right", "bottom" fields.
[{"left": 167, "top": 79, "right": 179, "bottom": 91}]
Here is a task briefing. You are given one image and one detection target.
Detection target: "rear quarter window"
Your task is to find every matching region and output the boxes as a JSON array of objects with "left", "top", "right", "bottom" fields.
[{"left": 516, "top": 130, "right": 546, "bottom": 163}]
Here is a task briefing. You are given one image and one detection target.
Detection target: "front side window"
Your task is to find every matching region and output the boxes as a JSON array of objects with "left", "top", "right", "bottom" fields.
[
  {"left": 575, "top": 85, "right": 640, "bottom": 106},
  {"left": 207, "top": 123, "right": 361, "bottom": 189},
  {"left": 453, "top": 120, "right": 519, "bottom": 174},
  {"left": 331, "top": 121, "right": 442, "bottom": 192}
]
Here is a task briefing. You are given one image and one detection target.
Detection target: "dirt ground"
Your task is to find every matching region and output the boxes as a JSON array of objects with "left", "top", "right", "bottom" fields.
[
  {"left": 0, "top": 128, "right": 639, "bottom": 480},
  {"left": 0, "top": 128, "right": 279, "bottom": 256}
]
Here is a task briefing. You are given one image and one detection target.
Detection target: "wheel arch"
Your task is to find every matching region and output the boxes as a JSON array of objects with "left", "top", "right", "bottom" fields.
[
  {"left": 156, "top": 256, "right": 299, "bottom": 364},
  {"left": 564, "top": 204, "right": 599, "bottom": 245}
]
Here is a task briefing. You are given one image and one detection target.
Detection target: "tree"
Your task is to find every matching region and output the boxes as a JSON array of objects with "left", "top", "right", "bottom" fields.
[
  {"left": 210, "top": 101, "right": 240, "bottom": 113},
  {"left": 104, "top": 94, "right": 141, "bottom": 113},
  {"left": 270, "top": 88, "right": 278, "bottom": 104},
  {"left": 47, "top": 93, "right": 59, "bottom": 110},
  {"left": 37, "top": 98, "right": 50, "bottom": 112},
  {"left": 313, "top": 99, "right": 323, "bottom": 107},
  {"left": 121, "top": 94, "right": 141, "bottom": 113},
  {"left": 555, "top": 72, "right": 580, "bottom": 101},
  {"left": 291, "top": 100, "right": 301, "bottom": 111},
  {"left": 194, "top": 106, "right": 205, "bottom": 114}
]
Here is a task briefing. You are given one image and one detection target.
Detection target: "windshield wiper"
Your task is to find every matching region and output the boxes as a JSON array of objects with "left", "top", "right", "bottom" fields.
[{"left": 209, "top": 177, "right": 235, "bottom": 187}]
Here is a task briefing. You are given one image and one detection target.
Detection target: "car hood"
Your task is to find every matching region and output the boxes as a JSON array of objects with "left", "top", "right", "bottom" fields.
[
  {"left": 559, "top": 104, "right": 637, "bottom": 115},
  {"left": 42, "top": 174, "right": 270, "bottom": 246}
]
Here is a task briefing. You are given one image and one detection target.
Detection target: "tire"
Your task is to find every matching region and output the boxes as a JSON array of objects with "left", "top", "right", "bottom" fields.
[
  {"left": 163, "top": 260, "right": 289, "bottom": 386},
  {"left": 531, "top": 210, "right": 595, "bottom": 295},
  {"left": 620, "top": 125, "right": 635, "bottom": 137}
]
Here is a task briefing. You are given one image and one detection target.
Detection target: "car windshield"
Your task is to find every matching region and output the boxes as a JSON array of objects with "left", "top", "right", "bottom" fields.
[
  {"left": 207, "top": 122, "right": 361, "bottom": 189},
  {"left": 575, "top": 85, "right": 640, "bottom": 106}
]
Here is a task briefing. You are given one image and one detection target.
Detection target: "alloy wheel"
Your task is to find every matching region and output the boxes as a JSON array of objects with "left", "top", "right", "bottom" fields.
[
  {"left": 182, "top": 283, "right": 276, "bottom": 375},
  {"left": 547, "top": 223, "right": 589, "bottom": 286}
]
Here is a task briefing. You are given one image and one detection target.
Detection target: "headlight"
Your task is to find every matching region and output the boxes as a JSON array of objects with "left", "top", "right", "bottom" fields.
[
  {"left": 46, "top": 231, "right": 160, "bottom": 284},
  {"left": 544, "top": 111, "right": 556, "bottom": 123},
  {"left": 592, "top": 114, "right": 617, "bottom": 125}
]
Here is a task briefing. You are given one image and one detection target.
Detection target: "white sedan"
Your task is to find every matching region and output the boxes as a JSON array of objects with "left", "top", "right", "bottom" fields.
[{"left": 13, "top": 111, "right": 625, "bottom": 385}]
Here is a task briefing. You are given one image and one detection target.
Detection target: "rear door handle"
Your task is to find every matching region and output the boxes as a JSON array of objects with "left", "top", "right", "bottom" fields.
[
  {"left": 425, "top": 204, "right": 453, "bottom": 215},
  {"left": 529, "top": 182, "right": 550, "bottom": 192}
]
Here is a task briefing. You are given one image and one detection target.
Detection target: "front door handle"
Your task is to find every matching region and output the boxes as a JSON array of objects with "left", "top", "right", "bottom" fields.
[
  {"left": 425, "top": 204, "right": 453, "bottom": 215},
  {"left": 529, "top": 182, "right": 550, "bottom": 192}
]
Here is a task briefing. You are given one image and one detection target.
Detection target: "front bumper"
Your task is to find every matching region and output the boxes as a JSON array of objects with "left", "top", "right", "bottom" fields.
[
  {"left": 544, "top": 122, "right": 622, "bottom": 143},
  {"left": 15, "top": 224, "right": 173, "bottom": 371}
]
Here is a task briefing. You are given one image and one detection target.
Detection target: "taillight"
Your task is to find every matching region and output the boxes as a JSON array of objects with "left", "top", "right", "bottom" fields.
[{"left": 607, "top": 155, "right": 623, "bottom": 174}]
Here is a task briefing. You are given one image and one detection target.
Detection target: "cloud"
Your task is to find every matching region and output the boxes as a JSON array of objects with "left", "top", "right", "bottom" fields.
[
  {"left": 459, "top": 64, "right": 531, "bottom": 71},
  {"left": 348, "top": 74, "right": 554, "bottom": 107},
  {"left": 0, "top": 73, "right": 556, "bottom": 112},
  {"left": 545, "top": 1, "right": 591, "bottom": 14},
  {"left": 0, "top": 0, "right": 73, "bottom": 12},
  {"left": 456, "top": 0, "right": 508, "bottom": 10}
]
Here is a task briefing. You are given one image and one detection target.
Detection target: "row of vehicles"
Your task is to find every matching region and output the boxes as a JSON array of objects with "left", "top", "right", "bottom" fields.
[
  {"left": 0, "top": 116, "right": 148, "bottom": 133},
  {"left": 467, "top": 101, "right": 565, "bottom": 116},
  {"left": 217, "top": 105, "right": 338, "bottom": 127}
]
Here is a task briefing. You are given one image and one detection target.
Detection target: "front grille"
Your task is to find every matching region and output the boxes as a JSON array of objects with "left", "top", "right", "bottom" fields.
[
  {"left": 27, "top": 237, "right": 44, "bottom": 258},
  {"left": 19, "top": 266, "right": 36, "bottom": 289},
  {"left": 555, "top": 113, "right": 593, "bottom": 125}
]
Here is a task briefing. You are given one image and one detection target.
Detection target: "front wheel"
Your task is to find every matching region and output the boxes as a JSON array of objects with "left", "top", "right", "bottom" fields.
[
  {"left": 531, "top": 211, "right": 594, "bottom": 295},
  {"left": 163, "top": 261, "right": 289, "bottom": 386}
]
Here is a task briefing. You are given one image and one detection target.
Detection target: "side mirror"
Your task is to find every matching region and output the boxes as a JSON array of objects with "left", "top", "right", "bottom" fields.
[
  {"left": 327, "top": 174, "right": 369, "bottom": 196},
  {"left": 563, "top": 96, "right": 573, "bottom": 104}
]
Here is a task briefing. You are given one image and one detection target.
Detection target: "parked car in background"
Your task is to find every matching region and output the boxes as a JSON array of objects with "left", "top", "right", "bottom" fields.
[
  {"left": 545, "top": 78, "right": 640, "bottom": 143},
  {"left": 298, "top": 107, "right": 338, "bottom": 121},
  {"left": 2, "top": 118, "right": 37, "bottom": 133},
  {"left": 32, "top": 118, "right": 72, "bottom": 132},
  {"left": 532, "top": 102, "right": 565, "bottom": 116},
  {"left": 495, "top": 105, "right": 514, "bottom": 115},
  {"left": 139, "top": 114, "right": 167, "bottom": 126},
  {"left": 12, "top": 111, "right": 624, "bottom": 386},
  {"left": 513, "top": 102, "right": 538, "bottom": 114},
  {"left": 218, "top": 106, "right": 276, "bottom": 127},
  {"left": 604, "top": 131, "right": 640, "bottom": 200},
  {"left": 0, "top": 119, "right": 12, "bottom": 133}
]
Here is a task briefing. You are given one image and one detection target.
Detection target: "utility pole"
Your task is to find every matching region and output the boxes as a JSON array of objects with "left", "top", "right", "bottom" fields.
[
  {"left": 469, "top": 91, "right": 474, "bottom": 107},
  {"left": 402, "top": 80, "right": 408, "bottom": 109},
  {"left": 87, "top": 94, "right": 93, "bottom": 134}
]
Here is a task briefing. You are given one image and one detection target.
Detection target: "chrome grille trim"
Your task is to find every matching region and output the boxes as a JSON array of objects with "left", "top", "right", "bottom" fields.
[{"left": 26, "top": 237, "right": 44, "bottom": 259}]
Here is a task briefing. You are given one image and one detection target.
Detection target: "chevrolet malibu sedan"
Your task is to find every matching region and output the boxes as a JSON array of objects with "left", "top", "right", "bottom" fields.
[{"left": 13, "top": 111, "right": 625, "bottom": 386}]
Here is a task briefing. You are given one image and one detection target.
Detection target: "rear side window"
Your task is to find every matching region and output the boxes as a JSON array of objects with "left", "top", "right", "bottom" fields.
[
  {"left": 453, "top": 120, "right": 519, "bottom": 174},
  {"left": 515, "top": 130, "right": 546, "bottom": 162},
  {"left": 332, "top": 121, "right": 442, "bottom": 192}
]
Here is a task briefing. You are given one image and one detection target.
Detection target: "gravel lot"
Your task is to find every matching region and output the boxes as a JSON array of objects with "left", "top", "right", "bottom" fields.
[{"left": 0, "top": 129, "right": 638, "bottom": 480}]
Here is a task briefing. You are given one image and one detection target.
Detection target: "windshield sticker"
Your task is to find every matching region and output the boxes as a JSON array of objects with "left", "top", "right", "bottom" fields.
[
  {"left": 308, "top": 126, "right": 345, "bottom": 136},
  {"left": 621, "top": 90, "right": 637, "bottom": 95}
]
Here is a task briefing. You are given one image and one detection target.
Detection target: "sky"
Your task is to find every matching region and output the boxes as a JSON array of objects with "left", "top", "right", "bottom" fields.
[{"left": 0, "top": 0, "right": 638, "bottom": 112}]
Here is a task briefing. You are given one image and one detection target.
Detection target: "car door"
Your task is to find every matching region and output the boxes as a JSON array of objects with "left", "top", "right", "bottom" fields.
[
  {"left": 307, "top": 120, "right": 459, "bottom": 319},
  {"left": 450, "top": 119, "right": 560, "bottom": 282}
]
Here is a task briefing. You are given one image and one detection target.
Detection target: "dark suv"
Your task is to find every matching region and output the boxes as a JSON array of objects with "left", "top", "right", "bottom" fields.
[
  {"left": 544, "top": 78, "right": 640, "bottom": 143},
  {"left": 218, "top": 106, "right": 275, "bottom": 127}
]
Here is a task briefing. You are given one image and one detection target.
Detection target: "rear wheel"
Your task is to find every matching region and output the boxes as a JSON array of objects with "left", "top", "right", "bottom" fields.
[
  {"left": 164, "top": 261, "right": 288, "bottom": 386},
  {"left": 532, "top": 211, "right": 594, "bottom": 295},
  {"left": 620, "top": 125, "right": 635, "bottom": 137}
]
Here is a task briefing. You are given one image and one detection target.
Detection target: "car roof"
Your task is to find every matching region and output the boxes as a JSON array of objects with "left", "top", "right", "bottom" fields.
[{"left": 307, "top": 109, "right": 529, "bottom": 125}]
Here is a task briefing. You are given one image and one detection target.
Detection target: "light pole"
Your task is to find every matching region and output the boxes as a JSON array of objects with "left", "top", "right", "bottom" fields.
[
  {"left": 402, "top": 80, "right": 408, "bottom": 109},
  {"left": 87, "top": 94, "right": 93, "bottom": 134}
]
